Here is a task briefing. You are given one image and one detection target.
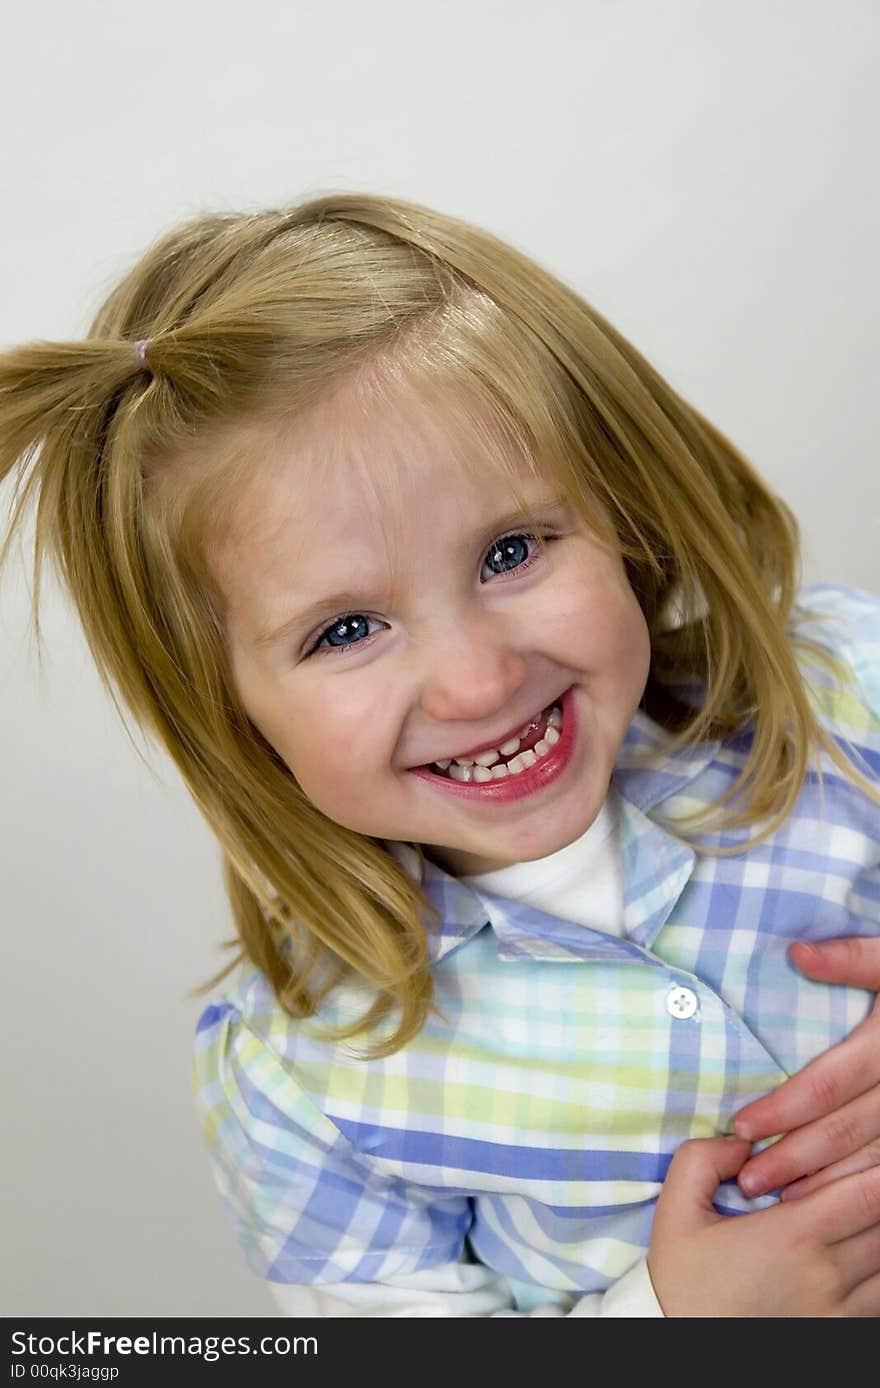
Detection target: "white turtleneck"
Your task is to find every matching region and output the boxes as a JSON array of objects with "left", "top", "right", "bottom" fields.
[
  {"left": 458, "top": 794, "right": 625, "bottom": 936},
  {"left": 268, "top": 796, "right": 663, "bottom": 1318}
]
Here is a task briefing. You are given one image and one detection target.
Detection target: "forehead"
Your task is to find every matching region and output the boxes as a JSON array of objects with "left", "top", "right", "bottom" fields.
[{"left": 208, "top": 381, "right": 547, "bottom": 589}]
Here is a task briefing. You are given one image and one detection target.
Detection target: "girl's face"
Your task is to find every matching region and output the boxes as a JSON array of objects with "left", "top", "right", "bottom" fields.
[{"left": 209, "top": 384, "right": 651, "bottom": 877}]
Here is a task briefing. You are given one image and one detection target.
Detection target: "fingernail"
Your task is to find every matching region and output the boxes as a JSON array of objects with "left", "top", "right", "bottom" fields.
[
  {"left": 780, "top": 1184, "right": 806, "bottom": 1203},
  {"left": 734, "top": 1118, "right": 753, "bottom": 1141},
  {"left": 739, "top": 1171, "right": 762, "bottom": 1196}
]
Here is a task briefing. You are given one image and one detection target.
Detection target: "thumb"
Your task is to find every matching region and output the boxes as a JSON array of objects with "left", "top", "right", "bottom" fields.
[{"left": 654, "top": 1137, "right": 752, "bottom": 1236}]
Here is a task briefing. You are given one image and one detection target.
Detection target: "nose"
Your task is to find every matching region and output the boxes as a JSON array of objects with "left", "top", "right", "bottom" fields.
[{"left": 415, "top": 622, "right": 529, "bottom": 726}]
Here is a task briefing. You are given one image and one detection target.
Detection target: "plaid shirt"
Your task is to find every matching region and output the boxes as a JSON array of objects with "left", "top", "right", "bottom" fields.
[{"left": 192, "top": 583, "right": 880, "bottom": 1313}]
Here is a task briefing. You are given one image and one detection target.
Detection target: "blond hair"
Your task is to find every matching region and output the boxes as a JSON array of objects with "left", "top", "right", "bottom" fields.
[{"left": 1, "top": 191, "right": 876, "bottom": 1058}]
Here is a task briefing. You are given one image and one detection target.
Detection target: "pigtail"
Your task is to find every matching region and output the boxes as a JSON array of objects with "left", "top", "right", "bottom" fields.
[{"left": 0, "top": 340, "right": 141, "bottom": 678}]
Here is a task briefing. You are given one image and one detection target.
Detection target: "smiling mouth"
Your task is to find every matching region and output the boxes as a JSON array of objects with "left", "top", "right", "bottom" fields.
[{"left": 419, "top": 700, "right": 564, "bottom": 782}]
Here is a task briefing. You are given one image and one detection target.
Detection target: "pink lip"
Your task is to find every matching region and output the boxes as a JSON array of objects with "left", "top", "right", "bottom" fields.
[{"left": 408, "top": 685, "right": 578, "bottom": 804}]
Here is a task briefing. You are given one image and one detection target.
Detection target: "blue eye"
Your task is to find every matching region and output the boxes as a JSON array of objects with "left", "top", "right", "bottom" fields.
[{"left": 305, "top": 529, "right": 550, "bottom": 658}]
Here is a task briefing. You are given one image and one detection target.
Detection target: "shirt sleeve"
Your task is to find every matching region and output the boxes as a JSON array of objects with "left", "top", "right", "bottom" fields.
[
  {"left": 192, "top": 1000, "right": 470, "bottom": 1284},
  {"left": 192, "top": 1001, "right": 664, "bottom": 1317}
]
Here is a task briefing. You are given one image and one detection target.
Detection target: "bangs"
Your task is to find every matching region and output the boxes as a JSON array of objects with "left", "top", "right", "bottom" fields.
[{"left": 150, "top": 280, "right": 623, "bottom": 621}]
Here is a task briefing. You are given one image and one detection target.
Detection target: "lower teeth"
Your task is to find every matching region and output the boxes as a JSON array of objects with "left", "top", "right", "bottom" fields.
[{"left": 431, "top": 702, "right": 563, "bottom": 782}]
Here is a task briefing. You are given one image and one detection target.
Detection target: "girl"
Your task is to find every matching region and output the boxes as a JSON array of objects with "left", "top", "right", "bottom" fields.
[{"left": 1, "top": 192, "right": 879, "bottom": 1317}]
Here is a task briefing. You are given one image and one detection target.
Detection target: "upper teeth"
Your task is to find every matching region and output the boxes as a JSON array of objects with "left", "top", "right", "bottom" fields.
[{"left": 434, "top": 703, "right": 563, "bottom": 770}]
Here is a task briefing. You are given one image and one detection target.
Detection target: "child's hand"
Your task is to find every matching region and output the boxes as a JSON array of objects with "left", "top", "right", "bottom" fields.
[
  {"left": 733, "top": 937, "right": 880, "bottom": 1202},
  {"left": 647, "top": 1136, "right": 880, "bottom": 1316}
]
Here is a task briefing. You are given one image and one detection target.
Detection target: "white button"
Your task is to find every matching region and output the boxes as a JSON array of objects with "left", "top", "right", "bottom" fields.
[{"left": 667, "top": 985, "right": 699, "bottom": 1019}]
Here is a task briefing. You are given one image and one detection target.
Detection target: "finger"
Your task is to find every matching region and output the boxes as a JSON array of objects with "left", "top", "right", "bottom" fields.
[
  {"left": 789, "top": 937, "right": 880, "bottom": 991},
  {"left": 781, "top": 1139, "right": 880, "bottom": 1203},
  {"left": 653, "top": 1137, "right": 751, "bottom": 1236},
  {"left": 795, "top": 1163, "right": 880, "bottom": 1245},
  {"left": 738, "top": 1086, "right": 880, "bottom": 1196},
  {"left": 734, "top": 1024, "right": 878, "bottom": 1142},
  {"left": 844, "top": 1268, "right": 880, "bottom": 1318},
  {"left": 835, "top": 1222, "right": 880, "bottom": 1297}
]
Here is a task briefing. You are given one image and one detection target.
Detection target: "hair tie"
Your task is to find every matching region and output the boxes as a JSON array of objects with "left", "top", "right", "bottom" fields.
[{"left": 133, "top": 338, "right": 152, "bottom": 373}]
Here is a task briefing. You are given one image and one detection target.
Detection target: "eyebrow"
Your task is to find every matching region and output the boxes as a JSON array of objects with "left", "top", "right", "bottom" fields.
[{"left": 251, "top": 495, "right": 569, "bottom": 652}]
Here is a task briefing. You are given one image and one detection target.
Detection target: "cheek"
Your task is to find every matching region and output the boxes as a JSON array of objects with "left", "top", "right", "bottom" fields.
[
  {"left": 287, "top": 721, "right": 395, "bottom": 832},
  {"left": 262, "top": 686, "right": 385, "bottom": 802},
  {"left": 612, "top": 587, "right": 651, "bottom": 700},
  {"left": 550, "top": 558, "right": 650, "bottom": 680}
]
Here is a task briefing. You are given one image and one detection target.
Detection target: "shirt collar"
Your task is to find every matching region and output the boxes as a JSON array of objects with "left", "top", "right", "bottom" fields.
[{"left": 383, "top": 708, "right": 722, "bottom": 965}]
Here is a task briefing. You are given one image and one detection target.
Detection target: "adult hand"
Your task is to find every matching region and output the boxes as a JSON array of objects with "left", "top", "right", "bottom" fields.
[{"left": 733, "top": 937, "right": 880, "bottom": 1202}]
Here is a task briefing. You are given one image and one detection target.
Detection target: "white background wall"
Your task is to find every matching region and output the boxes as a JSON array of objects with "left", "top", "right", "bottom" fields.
[{"left": 2, "top": 0, "right": 878, "bottom": 1316}]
